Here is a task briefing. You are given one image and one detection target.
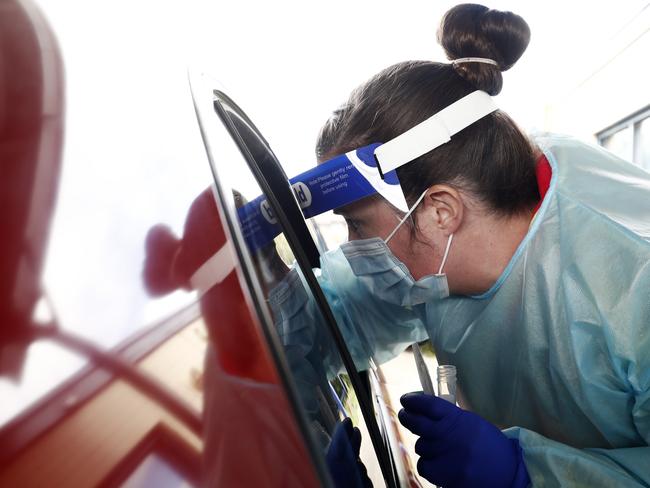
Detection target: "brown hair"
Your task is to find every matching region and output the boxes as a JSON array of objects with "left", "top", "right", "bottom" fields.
[{"left": 317, "top": 3, "right": 539, "bottom": 216}]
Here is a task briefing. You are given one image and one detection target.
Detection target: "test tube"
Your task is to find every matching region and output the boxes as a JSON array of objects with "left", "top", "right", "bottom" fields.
[{"left": 437, "top": 365, "right": 457, "bottom": 404}]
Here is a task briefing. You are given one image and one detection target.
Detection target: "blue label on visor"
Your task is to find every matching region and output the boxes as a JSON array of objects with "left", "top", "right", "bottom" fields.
[{"left": 237, "top": 144, "right": 399, "bottom": 251}]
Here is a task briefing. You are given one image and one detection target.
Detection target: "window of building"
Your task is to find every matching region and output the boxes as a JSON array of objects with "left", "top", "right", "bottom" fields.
[{"left": 598, "top": 105, "right": 650, "bottom": 170}]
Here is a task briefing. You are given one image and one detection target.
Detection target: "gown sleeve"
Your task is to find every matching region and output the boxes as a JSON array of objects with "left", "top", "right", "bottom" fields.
[{"left": 504, "top": 343, "right": 650, "bottom": 487}]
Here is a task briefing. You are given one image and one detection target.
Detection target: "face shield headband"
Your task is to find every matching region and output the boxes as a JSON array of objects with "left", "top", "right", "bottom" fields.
[{"left": 236, "top": 90, "right": 497, "bottom": 252}]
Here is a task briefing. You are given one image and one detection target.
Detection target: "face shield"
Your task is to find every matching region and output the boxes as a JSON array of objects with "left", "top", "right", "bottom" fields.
[{"left": 237, "top": 90, "right": 498, "bottom": 251}]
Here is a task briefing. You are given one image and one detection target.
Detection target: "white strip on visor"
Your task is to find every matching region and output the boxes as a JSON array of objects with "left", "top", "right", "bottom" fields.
[
  {"left": 346, "top": 148, "right": 409, "bottom": 212},
  {"left": 374, "top": 91, "right": 498, "bottom": 174}
]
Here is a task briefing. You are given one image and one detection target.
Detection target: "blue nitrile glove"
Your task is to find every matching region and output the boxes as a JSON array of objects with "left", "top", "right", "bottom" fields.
[
  {"left": 326, "top": 418, "right": 373, "bottom": 488},
  {"left": 398, "top": 393, "right": 530, "bottom": 488}
]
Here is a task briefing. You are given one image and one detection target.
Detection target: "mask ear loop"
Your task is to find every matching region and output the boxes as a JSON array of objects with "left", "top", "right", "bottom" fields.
[
  {"left": 384, "top": 189, "right": 428, "bottom": 244},
  {"left": 435, "top": 233, "right": 454, "bottom": 276}
]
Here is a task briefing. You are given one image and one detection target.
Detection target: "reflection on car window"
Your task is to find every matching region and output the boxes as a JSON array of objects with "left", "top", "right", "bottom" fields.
[
  {"left": 1, "top": 23, "right": 216, "bottom": 445},
  {"left": 0, "top": 340, "right": 85, "bottom": 426},
  {"left": 121, "top": 452, "right": 196, "bottom": 488},
  {"left": 40, "top": 56, "right": 213, "bottom": 351}
]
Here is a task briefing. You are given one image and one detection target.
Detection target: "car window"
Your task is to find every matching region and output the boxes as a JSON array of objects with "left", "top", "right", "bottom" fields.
[
  {"left": 191, "top": 77, "right": 399, "bottom": 487},
  {"left": 310, "top": 207, "right": 440, "bottom": 487},
  {"left": 201, "top": 84, "right": 440, "bottom": 487}
]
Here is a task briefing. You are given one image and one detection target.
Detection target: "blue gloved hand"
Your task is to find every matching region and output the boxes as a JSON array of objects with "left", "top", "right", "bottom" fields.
[
  {"left": 326, "top": 418, "right": 373, "bottom": 488},
  {"left": 398, "top": 393, "right": 530, "bottom": 488}
]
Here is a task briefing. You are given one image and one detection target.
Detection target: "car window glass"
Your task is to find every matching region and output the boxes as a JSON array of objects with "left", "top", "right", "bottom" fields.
[
  {"left": 203, "top": 88, "right": 391, "bottom": 486},
  {"left": 303, "top": 170, "right": 439, "bottom": 488}
]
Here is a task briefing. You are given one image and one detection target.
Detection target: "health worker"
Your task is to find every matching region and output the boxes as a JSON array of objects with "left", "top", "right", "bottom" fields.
[{"left": 270, "top": 3, "right": 650, "bottom": 487}]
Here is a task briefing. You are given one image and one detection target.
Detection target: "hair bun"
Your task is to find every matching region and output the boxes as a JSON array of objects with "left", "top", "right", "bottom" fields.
[{"left": 438, "top": 3, "right": 531, "bottom": 95}]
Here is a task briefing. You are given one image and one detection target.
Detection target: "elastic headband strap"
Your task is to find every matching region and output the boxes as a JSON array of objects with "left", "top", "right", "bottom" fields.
[
  {"left": 373, "top": 91, "right": 498, "bottom": 175},
  {"left": 452, "top": 57, "right": 499, "bottom": 67}
]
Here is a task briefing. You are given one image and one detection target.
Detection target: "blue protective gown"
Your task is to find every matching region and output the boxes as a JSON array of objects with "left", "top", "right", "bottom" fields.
[
  {"left": 425, "top": 133, "right": 650, "bottom": 486},
  {"left": 271, "top": 134, "right": 650, "bottom": 486}
]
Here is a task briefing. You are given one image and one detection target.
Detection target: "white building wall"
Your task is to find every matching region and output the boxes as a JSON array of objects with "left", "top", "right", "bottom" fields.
[{"left": 544, "top": 6, "right": 650, "bottom": 142}]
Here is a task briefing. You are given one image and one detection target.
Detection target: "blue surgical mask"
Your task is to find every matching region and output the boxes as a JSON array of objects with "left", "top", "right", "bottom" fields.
[{"left": 339, "top": 190, "right": 454, "bottom": 307}]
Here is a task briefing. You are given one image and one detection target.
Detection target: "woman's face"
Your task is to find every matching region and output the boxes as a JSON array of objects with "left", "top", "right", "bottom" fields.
[
  {"left": 334, "top": 196, "right": 398, "bottom": 241},
  {"left": 330, "top": 177, "right": 535, "bottom": 295},
  {"left": 335, "top": 196, "right": 439, "bottom": 280}
]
